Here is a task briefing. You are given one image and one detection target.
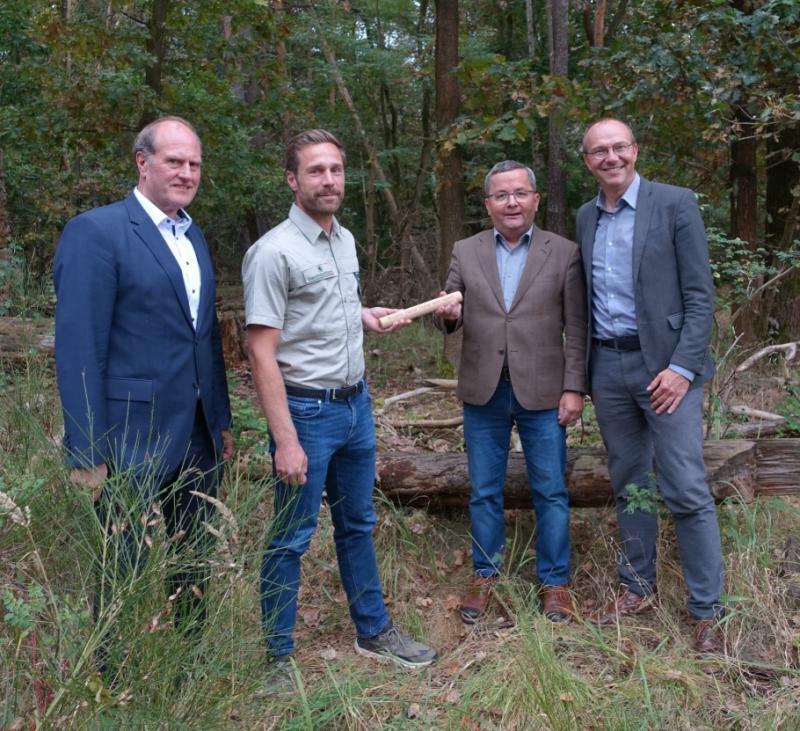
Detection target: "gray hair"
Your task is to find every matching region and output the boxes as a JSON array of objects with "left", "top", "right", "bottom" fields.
[
  {"left": 132, "top": 116, "right": 199, "bottom": 160},
  {"left": 484, "top": 160, "right": 537, "bottom": 195},
  {"left": 581, "top": 118, "right": 637, "bottom": 154}
]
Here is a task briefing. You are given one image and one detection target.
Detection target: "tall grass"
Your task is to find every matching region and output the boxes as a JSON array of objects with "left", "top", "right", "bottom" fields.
[{"left": 1, "top": 346, "right": 799, "bottom": 729}]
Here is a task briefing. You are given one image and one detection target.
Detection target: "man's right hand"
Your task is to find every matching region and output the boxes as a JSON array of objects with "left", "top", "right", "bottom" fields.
[
  {"left": 433, "top": 290, "right": 462, "bottom": 321},
  {"left": 274, "top": 439, "right": 308, "bottom": 486},
  {"left": 69, "top": 463, "right": 108, "bottom": 502}
]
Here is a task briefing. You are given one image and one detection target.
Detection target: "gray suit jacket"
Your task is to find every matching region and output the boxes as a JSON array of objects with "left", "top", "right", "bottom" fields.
[
  {"left": 438, "top": 227, "right": 587, "bottom": 410},
  {"left": 576, "top": 176, "right": 715, "bottom": 387}
]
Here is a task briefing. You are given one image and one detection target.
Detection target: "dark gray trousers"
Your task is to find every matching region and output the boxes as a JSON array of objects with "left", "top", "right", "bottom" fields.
[{"left": 590, "top": 343, "right": 724, "bottom": 619}]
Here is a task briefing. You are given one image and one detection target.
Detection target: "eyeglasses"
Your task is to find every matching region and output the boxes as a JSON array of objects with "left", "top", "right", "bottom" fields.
[
  {"left": 485, "top": 189, "right": 536, "bottom": 203},
  {"left": 583, "top": 142, "right": 635, "bottom": 160}
]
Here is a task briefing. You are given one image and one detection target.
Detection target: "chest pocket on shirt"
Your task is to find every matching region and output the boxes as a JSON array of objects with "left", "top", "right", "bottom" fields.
[
  {"left": 302, "top": 260, "right": 336, "bottom": 285},
  {"left": 287, "top": 259, "right": 336, "bottom": 292}
]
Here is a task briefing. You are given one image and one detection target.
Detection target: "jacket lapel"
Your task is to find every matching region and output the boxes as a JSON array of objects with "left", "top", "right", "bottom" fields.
[
  {"left": 475, "top": 230, "right": 506, "bottom": 311},
  {"left": 187, "top": 225, "right": 214, "bottom": 329},
  {"left": 632, "top": 176, "right": 654, "bottom": 284},
  {"left": 125, "top": 193, "right": 194, "bottom": 328},
  {"left": 509, "top": 228, "right": 551, "bottom": 311}
]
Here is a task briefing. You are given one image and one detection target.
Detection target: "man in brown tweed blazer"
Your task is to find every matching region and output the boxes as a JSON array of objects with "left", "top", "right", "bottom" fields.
[{"left": 435, "top": 160, "right": 587, "bottom": 624}]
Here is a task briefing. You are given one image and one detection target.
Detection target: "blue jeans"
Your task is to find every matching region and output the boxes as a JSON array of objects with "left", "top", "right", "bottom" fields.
[
  {"left": 261, "top": 385, "right": 389, "bottom": 657},
  {"left": 463, "top": 379, "right": 570, "bottom": 585}
]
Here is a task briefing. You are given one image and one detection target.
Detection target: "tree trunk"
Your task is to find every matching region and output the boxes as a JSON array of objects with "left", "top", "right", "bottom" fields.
[
  {"left": 373, "top": 439, "right": 799, "bottom": 509},
  {"left": 146, "top": 0, "right": 168, "bottom": 97},
  {"left": 765, "top": 124, "right": 800, "bottom": 339},
  {"left": 545, "top": 0, "right": 568, "bottom": 236},
  {"left": 434, "top": 0, "right": 465, "bottom": 284},
  {"left": 141, "top": 0, "right": 169, "bottom": 126},
  {"left": 525, "top": 0, "right": 537, "bottom": 57},
  {"left": 0, "top": 149, "right": 10, "bottom": 258},
  {"left": 730, "top": 108, "right": 759, "bottom": 249},
  {"left": 729, "top": 105, "right": 763, "bottom": 343}
]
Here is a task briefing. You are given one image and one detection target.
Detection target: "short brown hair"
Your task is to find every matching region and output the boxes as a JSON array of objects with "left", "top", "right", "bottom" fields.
[
  {"left": 285, "top": 129, "right": 345, "bottom": 173},
  {"left": 132, "top": 116, "right": 199, "bottom": 160}
]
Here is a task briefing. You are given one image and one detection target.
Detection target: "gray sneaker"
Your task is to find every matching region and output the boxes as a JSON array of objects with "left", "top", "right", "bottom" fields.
[
  {"left": 355, "top": 624, "right": 437, "bottom": 668},
  {"left": 261, "top": 655, "right": 297, "bottom": 696}
]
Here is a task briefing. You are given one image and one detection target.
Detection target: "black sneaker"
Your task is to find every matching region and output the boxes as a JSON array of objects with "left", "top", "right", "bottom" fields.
[{"left": 355, "top": 624, "right": 437, "bottom": 668}]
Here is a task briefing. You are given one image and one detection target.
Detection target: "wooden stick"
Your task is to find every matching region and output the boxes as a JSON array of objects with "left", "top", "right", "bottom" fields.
[
  {"left": 423, "top": 378, "right": 458, "bottom": 389},
  {"left": 379, "top": 291, "right": 463, "bottom": 328},
  {"left": 376, "top": 387, "right": 434, "bottom": 415}
]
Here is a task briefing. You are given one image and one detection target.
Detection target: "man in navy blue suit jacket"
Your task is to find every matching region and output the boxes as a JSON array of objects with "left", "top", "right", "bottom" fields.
[{"left": 54, "top": 116, "right": 233, "bottom": 643}]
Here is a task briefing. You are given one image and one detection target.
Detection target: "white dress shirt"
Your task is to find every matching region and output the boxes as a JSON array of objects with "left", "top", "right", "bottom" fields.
[{"left": 134, "top": 187, "right": 202, "bottom": 329}]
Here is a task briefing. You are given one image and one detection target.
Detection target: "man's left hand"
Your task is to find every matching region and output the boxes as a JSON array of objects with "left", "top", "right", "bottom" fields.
[
  {"left": 362, "top": 307, "right": 411, "bottom": 333},
  {"left": 221, "top": 429, "right": 234, "bottom": 460},
  {"left": 558, "top": 391, "right": 584, "bottom": 426},
  {"left": 647, "top": 369, "right": 690, "bottom": 415}
]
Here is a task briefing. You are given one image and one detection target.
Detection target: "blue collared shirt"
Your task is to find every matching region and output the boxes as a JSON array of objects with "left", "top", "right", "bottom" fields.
[
  {"left": 590, "top": 174, "right": 693, "bottom": 381},
  {"left": 494, "top": 227, "right": 532, "bottom": 311},
  {"left": 591, "top": 174, "right": 639, "bottom": 341}
]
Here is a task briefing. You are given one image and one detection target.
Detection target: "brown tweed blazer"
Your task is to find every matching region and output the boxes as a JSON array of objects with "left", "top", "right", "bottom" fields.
[{"left": 439, "top": 227, "right": 587, "bottom": 410}]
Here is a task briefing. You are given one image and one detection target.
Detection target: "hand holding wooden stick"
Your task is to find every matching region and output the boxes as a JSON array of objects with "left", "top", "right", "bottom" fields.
[{"left": 378, "top": 291, "right": 463, "bottom": 328}]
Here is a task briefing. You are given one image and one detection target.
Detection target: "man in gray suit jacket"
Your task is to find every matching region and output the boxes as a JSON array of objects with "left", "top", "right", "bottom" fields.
[
  {"left": 576, "top": 118, "right": 724, "bottom": 653},
  {"left": 435, "top": 160, "right": 587, "bottom": 624}
]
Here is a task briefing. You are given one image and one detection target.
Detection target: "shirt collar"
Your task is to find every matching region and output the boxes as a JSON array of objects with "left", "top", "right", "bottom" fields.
[
  {"left": 494, "top": 226, "right": 533, "bottom": 251},
  {"left": 289, "top": 203, "right": 341, "bottom": 244},
  {"left": 134, "top": 187, "right": 192, "bottom": 230},
  {"left": 596, "top": 173, "right": 641, "bottom": 212}
]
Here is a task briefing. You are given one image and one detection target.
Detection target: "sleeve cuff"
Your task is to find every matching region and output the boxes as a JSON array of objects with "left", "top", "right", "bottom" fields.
[{"left": 668, "top": 363, "right": 695, "bottom": 382}]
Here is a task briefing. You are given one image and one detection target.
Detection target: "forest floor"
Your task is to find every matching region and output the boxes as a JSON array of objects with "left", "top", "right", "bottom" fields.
[
  {"left": 224, "top": 322, "right": 800, "bottom": 729},
  {"left": 1, "top": 320, "right": 799, "bottom": 729}
]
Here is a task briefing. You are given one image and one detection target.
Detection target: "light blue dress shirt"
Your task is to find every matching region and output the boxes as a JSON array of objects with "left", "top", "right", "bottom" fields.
[
  {"left": 494, "top": 227, "right": 532, "bottom": 311},
  {"left": 591, "top": 175, "right": 639, "bottom": 340},
  {"left": 591, "top": 175, "right": 693, "bottom": 381}
]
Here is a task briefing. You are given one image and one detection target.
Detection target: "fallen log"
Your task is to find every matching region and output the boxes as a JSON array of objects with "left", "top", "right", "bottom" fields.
[
  {"left": 0, "top": 317, "right": 54, "bottom": 364},
  {"left": 375, "top": 439, "right": 800, "bottom": 509},
  {"left": 0, "top": 309, "right": 249, "bottom": 366}
]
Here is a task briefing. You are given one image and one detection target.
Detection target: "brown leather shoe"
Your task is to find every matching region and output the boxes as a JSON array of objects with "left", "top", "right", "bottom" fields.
[
  {"left": 589, "top": 586, "right": 657, "bottom": 626},
  {"left": 541, "top": 586, "right": 575, "bottom": 622},
  {"left": 692, "top": 618, "right": 725, "bottom": 655},
  {"left": 459, "top": 575, "right": 496, "bottom": 624}
]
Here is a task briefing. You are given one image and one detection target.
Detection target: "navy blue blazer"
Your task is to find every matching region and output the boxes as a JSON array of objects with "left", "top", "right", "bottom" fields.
[
  {"left": 576, "top": 176, "right": 715, "bottom": 388},
  {"left": 54, "top": 192, "right": 231, "bottom": 476}
]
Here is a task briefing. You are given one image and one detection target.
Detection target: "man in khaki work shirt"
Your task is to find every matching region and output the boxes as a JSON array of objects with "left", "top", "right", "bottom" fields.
[{"left": 242, "top": 129, "right": 437, "bottom": 685}]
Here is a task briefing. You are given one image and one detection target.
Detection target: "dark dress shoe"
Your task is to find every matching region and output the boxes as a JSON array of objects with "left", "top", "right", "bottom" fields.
[
  {"left": 589, "top": 586, "right": 657, "bottom": 625},
  {"left": 541, "top": 586, "right": 576, "bottom": 622},
  {"left": 692, "top": 619, "right": 725, "bottom": 655},
  {"left": 459, "top": 575, "right": 496, "bottom": 624}
]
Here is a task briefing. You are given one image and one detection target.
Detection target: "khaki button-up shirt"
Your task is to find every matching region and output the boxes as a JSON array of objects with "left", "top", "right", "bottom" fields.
[{"left": 242, "top": 204, "right": 365, "bottom": 388}]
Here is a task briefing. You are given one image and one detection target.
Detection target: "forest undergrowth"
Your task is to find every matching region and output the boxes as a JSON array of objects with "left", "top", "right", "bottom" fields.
[{"left": 1, "top": 323, "right": 799, "bottom": 730}]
